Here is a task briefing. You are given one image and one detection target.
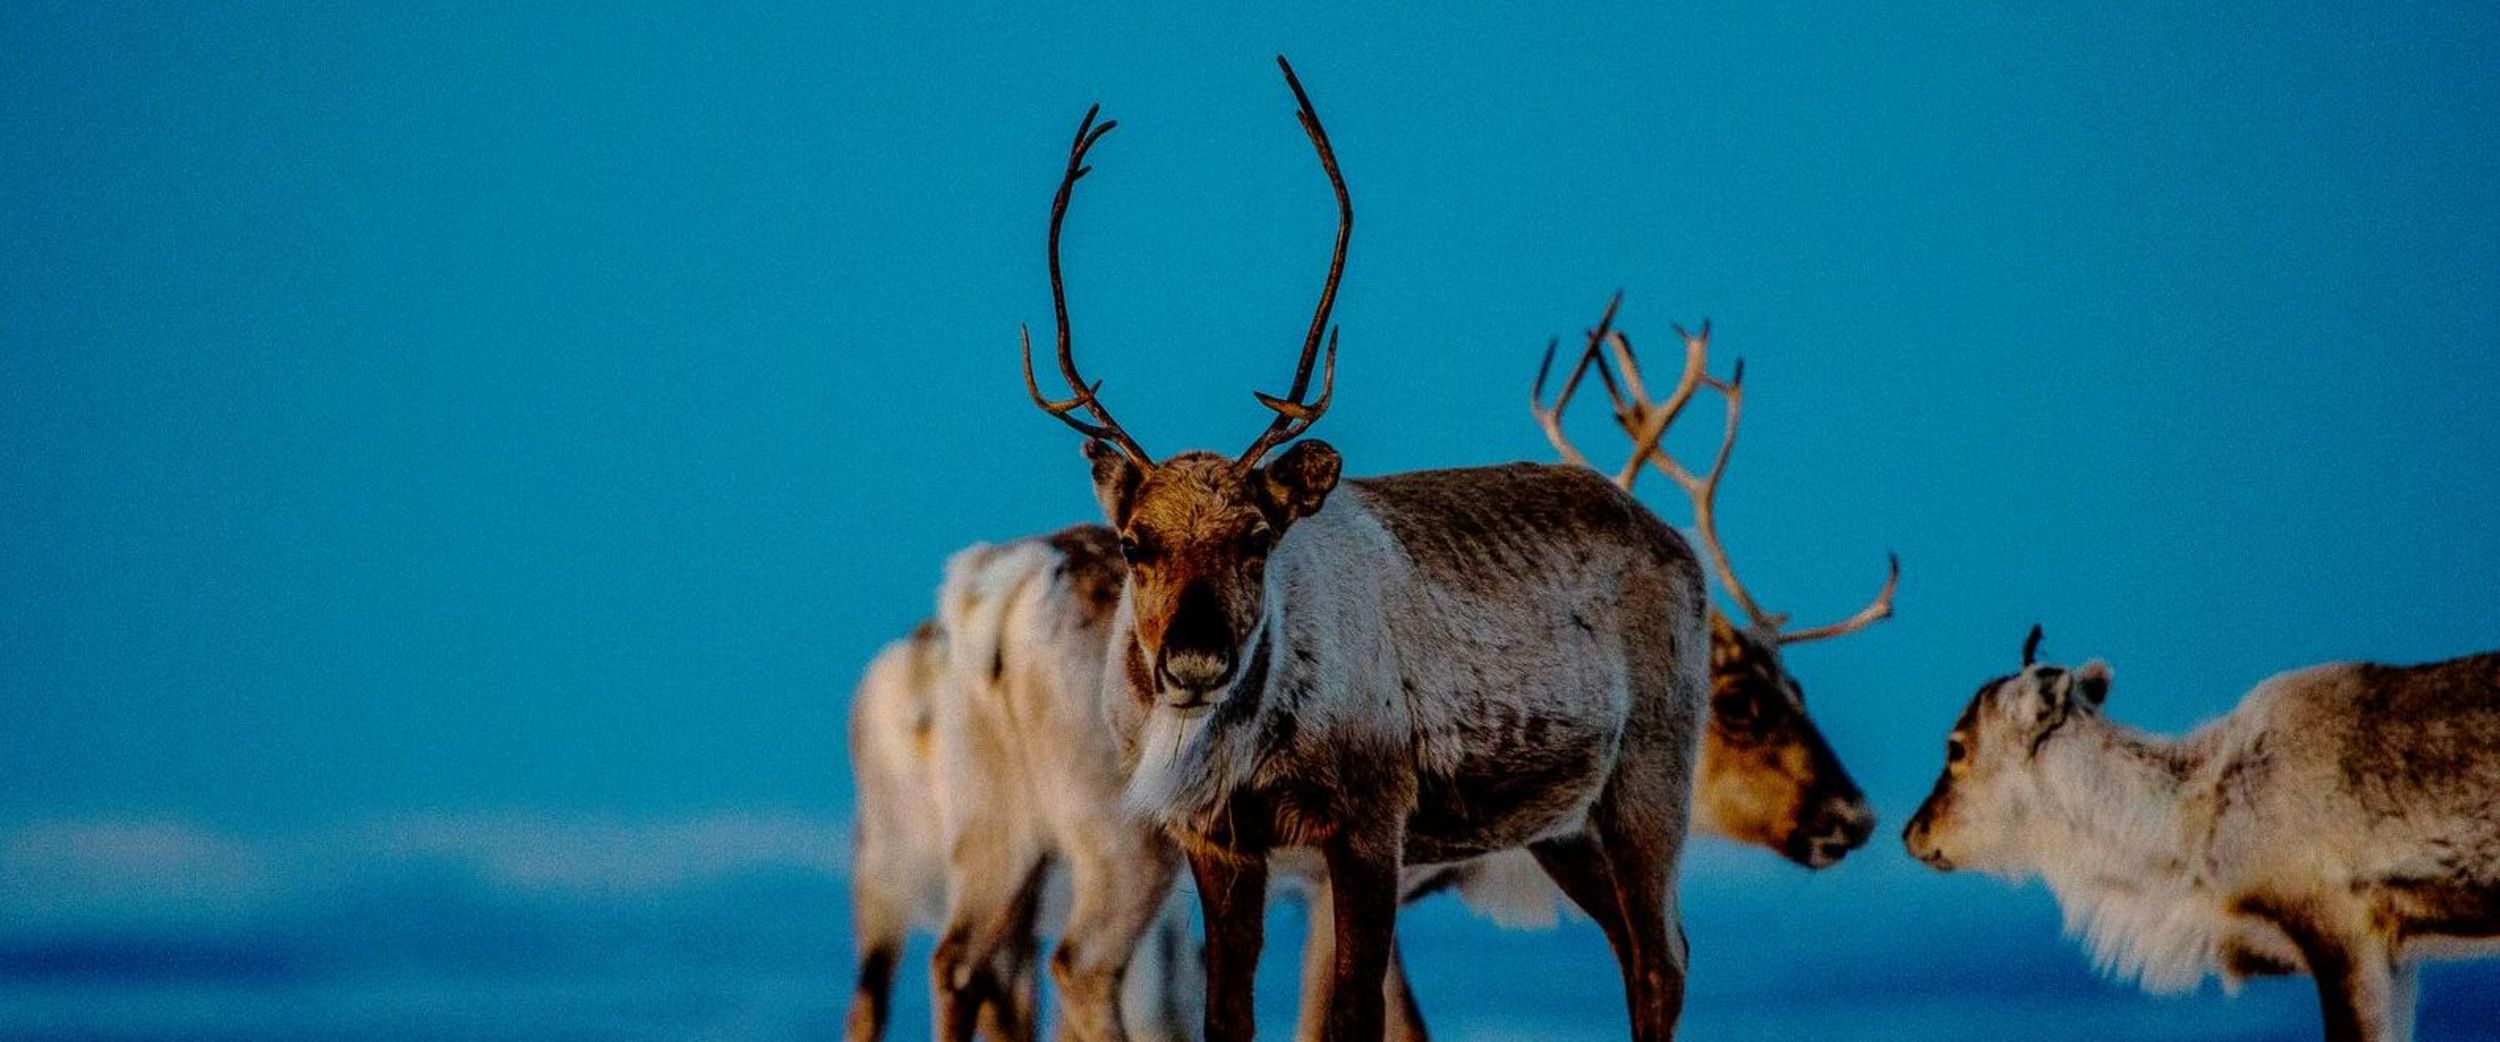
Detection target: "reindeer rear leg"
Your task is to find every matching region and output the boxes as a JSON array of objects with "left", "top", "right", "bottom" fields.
[{"left": 1531, "top": 815, "right": 1688, "bottom": 1042}]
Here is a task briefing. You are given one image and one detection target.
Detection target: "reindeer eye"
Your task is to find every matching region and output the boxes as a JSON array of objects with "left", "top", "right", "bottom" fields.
[
  {"left": 1118, "top": 535, "right": 1155, "bottom": 566},
  {"left": 1946, "top": 736, "right": 1969, "bottom": 766}
]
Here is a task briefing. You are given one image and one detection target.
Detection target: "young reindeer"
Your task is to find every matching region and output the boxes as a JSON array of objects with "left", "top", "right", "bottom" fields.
[
  {"left": 1019, "top": 58, "right": 1710, "bottom": 1042},
  {"left": 924, "top": 535, "right": 1198, "bottom": 1042},
  {"left": 1904, "top": 627, "right": 2500, "bottom": 1042},
  {"left": 1529, "top": 297, "right": 1893, "bottom": 867}
]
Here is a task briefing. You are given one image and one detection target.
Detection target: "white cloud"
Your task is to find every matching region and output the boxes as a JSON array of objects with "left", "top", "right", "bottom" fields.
[{"left": 0, "top": 811, "right": 852, "bottom": 927}]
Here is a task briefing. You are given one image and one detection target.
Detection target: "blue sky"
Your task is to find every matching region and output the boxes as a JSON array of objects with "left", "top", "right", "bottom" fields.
[{"left": 4, "top": 3, "right": 2499, "bottom": 1036}]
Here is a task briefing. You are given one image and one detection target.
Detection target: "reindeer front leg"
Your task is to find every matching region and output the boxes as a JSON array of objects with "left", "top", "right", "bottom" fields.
[
  {"left": 1189, "top": 848, "right": 1268, "bottom": 1042},
  {"left": 1319, "top": 829, "right": 1403, "bottom": 1042}
]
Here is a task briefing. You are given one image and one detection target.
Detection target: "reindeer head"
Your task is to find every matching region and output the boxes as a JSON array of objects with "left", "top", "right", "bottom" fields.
[
  {"left": 1021, "top": 58, "right": 1350, "bottom": 716},
  {"left": 1531, "top": 303, "right": 1894, "bottom": 867},
  {"left": 1903, "top": 625, "right": 2112, "bottom": 873}
]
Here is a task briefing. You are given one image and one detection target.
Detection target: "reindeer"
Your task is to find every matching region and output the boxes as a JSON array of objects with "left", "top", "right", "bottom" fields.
[
  {"left": 923, "top": 534, "right": 1198, "bottom": 1042},
  {"left": 1903, "top": 627, "right": 2500, "bottom": 1042},
  {"left": 1529, "top": 296, "right": 1893, "bottom": 867},
  {"left": 845, "top": 620, "right": 1040, "bottom": 1042},
  {"left": 1283, "top": 301, "right": 1902, "bottom": 1042},
  {"left": 1018, "top": 57, "right": 1711, "bottom": 1042}
]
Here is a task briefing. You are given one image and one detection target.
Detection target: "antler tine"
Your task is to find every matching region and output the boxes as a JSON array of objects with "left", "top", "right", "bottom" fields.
[
  {"left": 1632, "top": 348, "right": 1778, "bottom": 630},
  {"left": 1528, "top": 291, "right": 1624, "bottom": 471},
  {"left": 1596, "top": 323, "right": 1900, "bottom": 645},
  {"left": 1025, "top": 103, "right": 1152, "bottom": 464},
  {"left": 1775, "top": 552, "right": 1901, "bottom": 645},
  {"left": 1608, "top": 320, "right": 1713, "bottom": 491},
  {"left": 1240, "top": 56, "right": 1353, "bottom": 466}
]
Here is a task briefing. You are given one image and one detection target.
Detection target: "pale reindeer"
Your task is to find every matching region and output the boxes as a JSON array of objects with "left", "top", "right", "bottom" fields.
[
  {"left": 1903, "top": 627, "right": 2500, "bottom": 1042},
  {"left": 1286, "top": 301, "right": 1900, "bottom": 1042},
  {"left": 921, "top": 534, "right": 1199, "bottom": 1042},
  {"left": 1018, "top": 57, "right": 1710, "bottom": 1042},
  {"left": 848, "top": 620, "right": 1036, "bottom": 1041}
]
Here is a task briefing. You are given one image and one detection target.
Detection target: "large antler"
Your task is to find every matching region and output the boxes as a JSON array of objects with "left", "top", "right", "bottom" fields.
[
  {"left": 1021, "top": 104, "right": 1153, "bottom": 465},
  {"left": 1608, "top": 326, "right": 1898, "bottom": 644},
  {"left": 1238, "top": 55, "right": 1350, "bottom": 466},
  {"left": 1529, "top": 293, "right": 1711, "bottom": 488}
]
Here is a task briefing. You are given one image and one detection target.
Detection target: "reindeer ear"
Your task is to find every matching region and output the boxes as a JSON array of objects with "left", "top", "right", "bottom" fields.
[
  {"left": 2007, "top": 668, "right": 2069, "bottom": 731},
  {"left": 1707, "top": 611, "right": 1744, "bottom": 669},
  {"left": 1085, "top": 439, "right": 1143, "bottom": 526},
  {"left": 1258, "top": 439, "right": 1341, "bottom": 525},
  {"left": 2075, "top": 660, "right": 2112, "bottom": 708}
]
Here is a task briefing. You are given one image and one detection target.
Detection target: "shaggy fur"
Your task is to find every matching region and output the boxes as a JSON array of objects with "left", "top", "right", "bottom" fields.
[
  {"left": 1907, "top": 648, "right": 2500, "bottom": 1042},
  {"left": 1085, "top": 451, "right": 1710, "bottom": 1042},
  {"left": 920, "top": 537, "right": 1200, "bottom": 1042}
]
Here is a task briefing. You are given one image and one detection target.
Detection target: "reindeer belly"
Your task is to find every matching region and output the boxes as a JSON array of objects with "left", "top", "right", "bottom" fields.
[{"left": 1402, "top": 705, "right": 1620, "bottom": 864}]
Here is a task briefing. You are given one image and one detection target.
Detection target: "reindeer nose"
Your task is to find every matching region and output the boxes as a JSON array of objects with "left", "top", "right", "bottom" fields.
[
  {"left": 1902, "top": 817, "right": 1953, "bottom": 871},
  {"left": 1155, "top": 646, "right": 1236, "bottom": 698},
  {"left": 1796, "top": 800, "right": 1877, "bottom": 868}
]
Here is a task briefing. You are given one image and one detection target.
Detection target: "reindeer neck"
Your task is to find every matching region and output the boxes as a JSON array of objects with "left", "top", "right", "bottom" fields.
[
  {"left": 2031, "top": 716, "right": 2206, "bottom": 876},
  {"left": 2027, "top": 715, "right": 2235, "bottom": 992}
]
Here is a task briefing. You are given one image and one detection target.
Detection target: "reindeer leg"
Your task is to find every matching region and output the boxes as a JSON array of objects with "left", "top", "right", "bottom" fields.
[
  {"left": 2268, "top": 903, "right": 2396, "bottom": 1042},
  {"left": 1051, "top": 823, "right": 1181, "bottom": 1042},
  {"left": 1383, "top": 935, "right": 1431, "bottom": 1042},
  {"left": 978, "top": 866, "right": 1049, "bottom": 1042},
  {"left": 934, "top": 851, "right": 1050, "bottom": 1042},
  {"left": 844, "top": 925, "right": 902, "bottom": 1042},
  {"left": 1528, "top": 833, "right": 1639, "bottom": 972},
  {"left": 1190, "top": 848, "right": 1268, "bottom": 1042},
  {"left": 1594, "top": 816, "right": 1687, "bottom": 1042},
  {"left": 1293, "top": 878, "right": 1336, "bottom": 1042},
  {"left": 1120, "top": 892, "right": 1202, "bottom": 1042},
  {"left": 1533, "top": 815, "right": 1688, "bottom": 1042},
  {"left": 1318, "top": 831, "right": 1402, "bottom": 1042}
]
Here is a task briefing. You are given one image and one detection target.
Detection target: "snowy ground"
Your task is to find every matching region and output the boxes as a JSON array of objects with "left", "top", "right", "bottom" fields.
[{"left": 5, "top": 814, "right": 2496, "bottom": 1041}]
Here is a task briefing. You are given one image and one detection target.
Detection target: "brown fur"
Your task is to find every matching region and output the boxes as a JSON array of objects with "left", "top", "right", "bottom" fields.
[{"left": 1094, "top": 454, "right": 1707, "bottom": 1042}]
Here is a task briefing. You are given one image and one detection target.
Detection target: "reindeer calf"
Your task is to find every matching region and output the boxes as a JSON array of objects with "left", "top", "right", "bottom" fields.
[{"left": 1905, "top": 628, "right": 2500, "bottom": 1042}]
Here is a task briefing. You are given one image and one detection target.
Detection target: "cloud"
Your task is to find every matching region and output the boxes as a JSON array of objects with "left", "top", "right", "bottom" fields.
[{"left": 0, "top": 812, "right": 852, "bottom": 929}]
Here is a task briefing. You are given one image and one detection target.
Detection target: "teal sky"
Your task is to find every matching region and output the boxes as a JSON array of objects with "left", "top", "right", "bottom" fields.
[{"left": 6, "top": 3, "right": 2496, "bottom": 840}]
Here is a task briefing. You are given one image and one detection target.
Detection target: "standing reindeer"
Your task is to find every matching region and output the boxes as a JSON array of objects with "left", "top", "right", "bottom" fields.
[
  {"left": 1529, "top": 296, "right": 1893, "bottom": 867},
  {"left": 923, "top": 535, "right": 1198, "bottom": 1042},
  {"left": 1019, "top": 57, "right": 1710, "bottom": 1042},
  {"left": 1904, "top": 627, "right": 2500, "bottom": 1042},
  {"left": 1284, "top": 301, "right": 1902, "bottom": 1042},
  {"left": 846, "top": 620, "right": 1041, "bottom": 1042}
]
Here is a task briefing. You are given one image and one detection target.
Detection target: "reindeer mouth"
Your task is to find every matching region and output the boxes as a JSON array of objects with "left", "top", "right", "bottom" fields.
[{"left": 1160, "top": 694, "right": 1218, "bottom": 718}]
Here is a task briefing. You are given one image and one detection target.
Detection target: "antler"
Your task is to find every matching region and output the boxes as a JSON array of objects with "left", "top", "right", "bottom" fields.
[
  {"left": 1021, "top": 104, "right": 1152, "bottom": 465},
  {"left": 1529, "top": 292, "right": 1708, "bottom": 488},
  {"left": 1528, "top": 292, "right": 1619, "bottom": 469},
  {"left": 1238, "top": 55, "right": 1350, "bottom": 467},
  {"left": 1611, "top": 326, "right": 1899, "bottom": 645}
]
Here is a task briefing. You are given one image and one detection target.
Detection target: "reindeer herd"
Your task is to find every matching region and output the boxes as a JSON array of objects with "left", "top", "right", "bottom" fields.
[{"left": 845, "top": 58, "right": 2500, "bottom": 1042}]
